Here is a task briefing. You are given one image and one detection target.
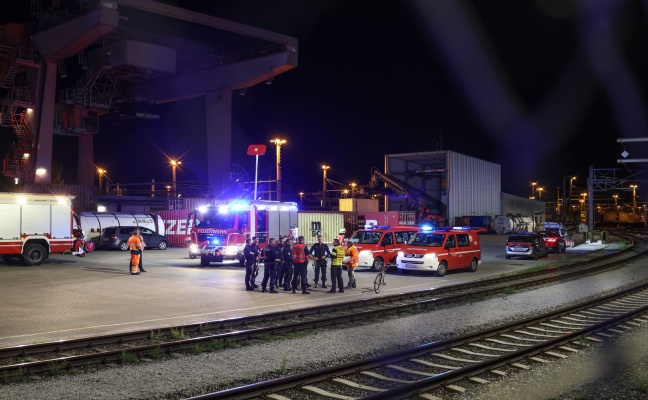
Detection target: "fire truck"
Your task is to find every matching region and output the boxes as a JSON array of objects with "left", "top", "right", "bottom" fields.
[
  {"left": 187, "top": 200, "right": 298, "bottom": 266},
  {"left": 0, "top": 193, "right": 94, "bottom": 266}
]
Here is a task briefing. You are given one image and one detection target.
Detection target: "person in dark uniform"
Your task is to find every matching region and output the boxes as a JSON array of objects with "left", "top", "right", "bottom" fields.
[
  {"left": 275, "top": 237, "right": 285, "bottom": 288},
  {"left": 261, "top": 238, "right": 279, "bottom": 293},
  {"left": 310, "top": 234, "right": 331, "bottom": 288},
  {"left": 282, "top": 237, "right": 294, "bottom": 291},
  {"left": 243, "top": 237, "right": 260, "bottom": 291}
]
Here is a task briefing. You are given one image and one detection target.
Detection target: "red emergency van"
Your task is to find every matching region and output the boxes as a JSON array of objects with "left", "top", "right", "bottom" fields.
[
  {"left": 348, "top": 225, "right": 419, "bottom": 271},
  {"left": 396, "top": 226, "right": 481, "bottom": 277}
]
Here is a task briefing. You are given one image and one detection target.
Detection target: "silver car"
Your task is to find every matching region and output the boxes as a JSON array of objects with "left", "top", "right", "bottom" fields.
[{"left": 505, "top": 232, "right": 548, "bottom": 260}]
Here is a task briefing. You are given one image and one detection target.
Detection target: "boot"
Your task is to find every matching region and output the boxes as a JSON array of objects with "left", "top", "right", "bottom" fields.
[
  {"left": 352, "top": 282, "right": 356, "bottom": 288},
  {"left": 321, "top": 283, "right": 327, "bottom": 289},
  {"left": 313, "top": 282, "right": 318, "bottom": 288}
]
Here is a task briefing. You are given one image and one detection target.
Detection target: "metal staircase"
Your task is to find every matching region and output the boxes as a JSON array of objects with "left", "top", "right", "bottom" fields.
[{"left": 2, "top": 113, "right": 36, "bottom": 179}]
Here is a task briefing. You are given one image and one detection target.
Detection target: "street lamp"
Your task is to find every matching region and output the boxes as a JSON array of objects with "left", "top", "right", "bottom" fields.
[
  {"left": 322, "top": 165, "right": 330, "bottom": 204},
  {"left": 270, "top": 138, "right": 286, "bottom": 202},
  {"left": 97, "top": 168, "right": 106, "bottom": 194},
  {"left": 630, "top": 184, "right": 638, "bottom": 217},
  {"left": 562, "top": 176, "right": 576, "bottom": 223},
  {"left": 170, "top": 159, "right": 181, "bottom": 195},
  {"left": 343, "top": 189, "right": 349, "bottom": 198},
  {"left": 537, "top": 187, "right": 544, "bottom": 201},
  {"left": 613, "top": 194, "right": 618, "bottom": 207},
  {"left": 350, "top": 182, "right": 357, "bottom": 198},
  {"left": 299, "top": 191, "right": 304, "bottom": 206},
  {"left": 530, "top": 182, "right": 537, "bottom": 199}
]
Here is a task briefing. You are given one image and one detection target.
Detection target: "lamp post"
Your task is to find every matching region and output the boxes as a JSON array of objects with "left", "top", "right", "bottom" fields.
[
  {"left": 299, "top": 191, "right": 304, "bottom": 206},
  {"left": 537, "top": 187, "right": 544, "bottom": 201},
  {"left": 170, "top": 159, "right": 181, "bottom": 196},
  {"left": 350, "top": 182, "right": 357, "bottom": 198},
  {"left": 97, "top": 168, "right": 106, "bottom": 194},
  {"left": 630, "top": 184, "right": 638, "bottom": 218},
  {"left": 270, "top": 138, "right": 286, "bottom": 202},
  {"left": 322, "top": 165, "right": 330, "bottom": 206},
  {"left": 562, "top": 176, "right": 576, "bottom": 223},
  {"left": 530, "top": 182, "right": 537, "bottom": 199}
]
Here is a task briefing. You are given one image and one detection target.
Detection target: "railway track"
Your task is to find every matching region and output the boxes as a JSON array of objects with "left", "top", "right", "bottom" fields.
[
  {"left": 0, "top": 233, "right": 645, "bottom": 383},
  {"left": 190, "top": 280, "right": 648, "bottom": 400}
]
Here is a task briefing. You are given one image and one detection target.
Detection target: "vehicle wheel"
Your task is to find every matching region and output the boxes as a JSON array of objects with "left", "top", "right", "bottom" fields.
[
  {"left": 370, "top": 257, "right": 384, "bottom": 272},
  {"left": 23, "top": 243, "right": 47, "bottom": 266},
  {"left": 374, "top": 273, "right": 385, "bottom": 293},
  {"left": 468, "top": 258, "right": 478, "bottom": 272},
  {"left": 532, "top": 249, "right": 539, "bottom": 260},
  {"left": 398, "top": 268, "right": 408, "bottom": 275},
  {"left": 84, "top": 241, "right": 96, "bottom": 253},
  {"left": 432, "top": 261, "right": 447, "bottom": 277},
  {"left": 157, "top": 240, "right": 168, "bottom": 250},
  {"left": 561, "top": 245, "right": 566, "bottom": 253},
  {"left": 189, "top": 254, "right": 197, "bottom": 259},
  {"left": 119, "top": 241, "right": 129, "bottom": 251},
  {"left": 200, "top": 255, "right": 210, "bottom": 266}
]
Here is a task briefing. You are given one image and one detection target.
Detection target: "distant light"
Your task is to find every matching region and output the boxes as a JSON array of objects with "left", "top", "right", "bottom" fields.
[
  {"left": 198, "top": 205, "right": 207, "bottom": 213},
  {"left": 57, "top": 197, "right": 67, "bottom": 205},
  {"left": 36, "top": 168, "right": 46, "bottom": 175},
  {"left": 218, "top": 205, "right": 228, "bottom": 213},
  {"left": 23, "top": 153, "right": 29, "bottom": 159},
  {"left": 14, "top": 178, "right": 18, "bottom": 185},
  {"left": 17, "top": 196, "right": 26, "bottom": 204},
  {"left": 97, "top": 205, "right": 107, "bottom": 212}
]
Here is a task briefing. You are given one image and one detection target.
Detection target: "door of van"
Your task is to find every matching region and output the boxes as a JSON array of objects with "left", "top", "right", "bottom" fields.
[{"left": 379, "top": 232, "right": 399, "bottom": 263}]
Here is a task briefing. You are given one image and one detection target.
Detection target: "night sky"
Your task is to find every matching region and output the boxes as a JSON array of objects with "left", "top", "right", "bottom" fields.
[{"left": 2, "top": 0, "right": 648, "bottom": 205}]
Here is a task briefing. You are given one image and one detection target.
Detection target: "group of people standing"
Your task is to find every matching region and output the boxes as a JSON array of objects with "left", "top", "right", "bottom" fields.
[{"left": 243, "top": 234, "right": 359, "bottom": 294}]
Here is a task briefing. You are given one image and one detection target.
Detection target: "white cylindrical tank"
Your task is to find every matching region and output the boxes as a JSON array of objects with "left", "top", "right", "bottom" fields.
[{"left": 493, "top": 215, "right": 535, "bottom": 235}]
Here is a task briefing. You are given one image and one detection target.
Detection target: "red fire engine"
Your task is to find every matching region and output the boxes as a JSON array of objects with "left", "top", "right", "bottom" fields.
[
  {"left": 187, "top": 200, "right": 298, "bottom": 266},
  {"left": 0, "top": 193, "right": 94, "bottom": 265}
]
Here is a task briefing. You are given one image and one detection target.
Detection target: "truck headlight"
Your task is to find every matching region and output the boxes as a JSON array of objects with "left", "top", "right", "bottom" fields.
[
  {"left": 224, "top": 246, "right": 238, "bottom": 256},
  {"left": 190, "top": 244, "right": 199, "bottom": 253},
  {"left": 424, "top": 253, "right": 438, "bottom": 259},
  {"left": 397, "top": 251, "right": 404, "bottom": 257}
]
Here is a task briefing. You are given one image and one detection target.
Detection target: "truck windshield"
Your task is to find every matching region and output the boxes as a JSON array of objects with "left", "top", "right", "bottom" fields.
[
  {"left": 195, "top": 210, "right": 236, "bottom": 229},
  {"left": 407, "top": 232, "right": 446, "bottom": 247}
]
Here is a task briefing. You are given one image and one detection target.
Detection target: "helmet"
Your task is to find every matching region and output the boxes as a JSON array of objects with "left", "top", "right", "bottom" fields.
[{"left": 339, "top": 228, "right": 346, "bottom": 234}]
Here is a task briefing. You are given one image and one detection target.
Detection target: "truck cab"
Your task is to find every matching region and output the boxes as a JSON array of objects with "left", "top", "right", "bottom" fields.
[
  {"left": 396, "top": 226, "right": 481, "bottom": 277},
  {"left": 349, "top": 225, "right": 419, "bottom": 271}
]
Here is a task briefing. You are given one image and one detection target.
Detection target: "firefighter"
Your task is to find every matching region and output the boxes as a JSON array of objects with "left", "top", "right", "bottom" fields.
[
  {"left": 128, "top": 228, "right": 142, "bottom": 275},
  {"left": 243, "top": 237, "right": 260, "bottom": 290},
  {"left": 344, "top": 239, "right": 359, "bottom": 288},
  {"left": 291, "top": 235, "right": 313, "bottom": 294},
  {"left": 328, "top": 238, "right": 345, "bottom": 293},
  {"left": 336, "top": 228, "right": 346, "bottom": 245}
]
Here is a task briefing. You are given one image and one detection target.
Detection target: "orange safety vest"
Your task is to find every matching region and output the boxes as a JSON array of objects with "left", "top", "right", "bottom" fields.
[
  {"left": 344, "top": 245, "right": 359, "bottom": 267},
  {"left": 292, "top": 243, "right": 307, "bottom": 263}
]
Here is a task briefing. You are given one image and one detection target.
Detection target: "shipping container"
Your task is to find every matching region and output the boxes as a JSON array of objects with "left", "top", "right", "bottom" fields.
[
  {"left": 470, "top": 216, "right": 492, "bottom": 231},
  {"left": 398, "top": 211, "right": 417, "bottom": 226},
  {"left": 493, "top": 215, "right": 535, "bottom": 235},
  {"left": 454, "top": 216, "right": 471, "bottom": 226},
  {"left": 358, "top": 211, "right": 400, "bottom": 228},
  {"left": 297, "top": 212, "right": 344, "bottom": 244},
  {"left": 339, "top": 198, "right": 379, "bottom": 212},
  {"left": 157, "top": 209, "right": 192, "bottom": 247}
]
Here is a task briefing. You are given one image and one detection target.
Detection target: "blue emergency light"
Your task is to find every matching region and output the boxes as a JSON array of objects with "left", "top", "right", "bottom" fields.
[
  {"left": 211, "top": 238, "right": 220, "bottom": 245},
  {"left": 421, "top": 224, "right": 434, "bottom": 232}
]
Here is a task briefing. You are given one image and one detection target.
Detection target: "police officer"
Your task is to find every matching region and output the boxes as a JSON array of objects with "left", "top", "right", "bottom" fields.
[
  {"left": 282, "top": 237, "right": 294, "bottom": 291},
  {"left": 243, "top": 237, "right": 260, "bottom": 291},
  {"left": 310, "top": 234, "right": 331, "bottom": 288},
  {"left": 261, "top": 238, "right": 280, "bottom": 293},
  {"left": 275, "top": 237, "right": 285, "bottom": 288}
]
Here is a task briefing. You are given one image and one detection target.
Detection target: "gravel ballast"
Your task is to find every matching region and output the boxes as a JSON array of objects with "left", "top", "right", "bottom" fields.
[{"left": 2, "top": 255, "right": 648, "bottom": 400}]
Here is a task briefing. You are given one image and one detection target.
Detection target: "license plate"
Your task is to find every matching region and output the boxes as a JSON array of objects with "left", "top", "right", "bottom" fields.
[{"left": 406, "top": 264, "right": 417, "bottom": 269}]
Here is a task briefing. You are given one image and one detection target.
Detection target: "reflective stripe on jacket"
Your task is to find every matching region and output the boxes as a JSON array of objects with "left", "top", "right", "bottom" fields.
[
  {"left": 330, "top": 245, "right": 345, "bottom": 266},
  {"left": 344, "top": 245, "right": 359, "bottom": 267},
  {"left": 292, "top": 243, "right": 307, "bottom": 263}
]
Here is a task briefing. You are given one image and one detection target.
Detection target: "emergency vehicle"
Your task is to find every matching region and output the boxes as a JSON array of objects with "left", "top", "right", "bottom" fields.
[
  {"left": 349, "top": 225, "right": 419, "bottom": 271},
  {"left": 396, "top": 226, "right": 481, "bottom": 277},
  {"left": 0, "top": 193, "right": 94, "bottom": 265},
  {"left": 187, "top": 200, "right": 298, "bottom": 266}
]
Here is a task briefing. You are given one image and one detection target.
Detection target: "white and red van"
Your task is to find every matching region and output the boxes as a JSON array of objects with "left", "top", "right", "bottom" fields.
[
  {"left": 396, "top": 226, "right": 481, "bottom": 277},
  {"left": 348, "top": 225, "right": 419, "bottom": 271}
]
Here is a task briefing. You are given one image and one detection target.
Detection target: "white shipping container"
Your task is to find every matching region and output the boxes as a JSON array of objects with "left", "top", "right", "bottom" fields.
[{"left": 297, "top": 212, "right": 345, "bottom": 244}]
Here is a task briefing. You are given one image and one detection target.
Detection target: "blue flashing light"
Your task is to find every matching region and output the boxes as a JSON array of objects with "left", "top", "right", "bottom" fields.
[
  {"left": 229, "top": 201, "right": 249, "bottom": 212},
  {"left": 218, "top": 205, "right": 229, "bottom": 213},
  {"left": 453, "top": 226, "right": 472, "bottom": 231},
  {"left": 211, "top": 238, "right": 220, "bottom": 245},
  {"left": 365, "top": 225, "right": 390, "bottom": 230},
  {"left": 421, "top": 224, "right": 434, "bottom": 232},
  {"left": 198, "top": 205, "right": 207, "bottom": 213}
]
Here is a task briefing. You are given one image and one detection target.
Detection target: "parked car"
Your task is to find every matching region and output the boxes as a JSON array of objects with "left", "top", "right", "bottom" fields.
[
  {"left": 99, "top": 226, "right": 170, "bottom": 250},
  {"left": 537, "top": 230, "right": 566, "bottom": 253},
  {"left": 505, "top": 232, "right": 548, "bottom": 260}
]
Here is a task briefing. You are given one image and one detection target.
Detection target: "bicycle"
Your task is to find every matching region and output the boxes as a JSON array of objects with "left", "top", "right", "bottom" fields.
[{"left": 373, "top": 261, "right": 388, "bottom": 294}]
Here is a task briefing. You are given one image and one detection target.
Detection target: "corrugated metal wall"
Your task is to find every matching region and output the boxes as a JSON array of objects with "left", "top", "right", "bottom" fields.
[
  {"left": 447, "top": 150, "right": 501, "bottom": 224},
  {"left": 297, "top": 212, "right": 344, "bottom": 244}
]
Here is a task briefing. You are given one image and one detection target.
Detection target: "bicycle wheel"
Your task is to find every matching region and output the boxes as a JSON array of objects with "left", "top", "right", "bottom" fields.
[{"left": 374, "top": 272, "right": 385, "bottom": 294}]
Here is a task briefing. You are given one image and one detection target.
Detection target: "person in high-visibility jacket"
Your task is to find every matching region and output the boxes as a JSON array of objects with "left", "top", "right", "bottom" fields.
[
  {"left": 328, "top": 238, "right": 345, "bottom": 293},
  {"left": 128, "top": 228, "right": 142, "bottom": 275},
  {"left": 344, "top": 239, "right": 359, "bottom": 288}
]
